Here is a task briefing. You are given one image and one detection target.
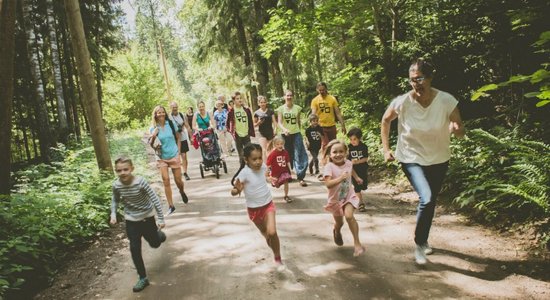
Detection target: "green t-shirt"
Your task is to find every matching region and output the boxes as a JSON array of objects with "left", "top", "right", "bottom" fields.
[
  {"left": 277, "top": 104, "right": 302, "bottom": 134},
  {"left": 234, "top": 106, "right": 249, "bottom": 137}
]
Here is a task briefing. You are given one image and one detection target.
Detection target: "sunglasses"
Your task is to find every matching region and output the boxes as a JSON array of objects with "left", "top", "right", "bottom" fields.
[{"left": 409, "top": 77, "right": 426, "bottom": 84}]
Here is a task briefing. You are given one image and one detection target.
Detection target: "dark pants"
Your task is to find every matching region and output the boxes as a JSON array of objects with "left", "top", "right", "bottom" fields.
[
  {"left": 235, "top": 135, "right": 251, "bottom": 165},
  {"left": 401, "top": 161, "right": 449, "bottom": 246},
  {"left": 309, "top": 148, "right": 320, "bottom": 173},
  {"left": 126, "top": 217, "right": 162, "bottom": 278}
]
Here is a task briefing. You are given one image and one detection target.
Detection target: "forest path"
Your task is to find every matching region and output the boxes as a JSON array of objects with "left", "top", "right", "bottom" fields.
[{"left": 38, "top": 139, "right": 550, "bottom": 299}]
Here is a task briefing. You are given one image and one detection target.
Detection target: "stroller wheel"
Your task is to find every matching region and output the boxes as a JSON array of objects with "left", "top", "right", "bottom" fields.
[
  {"left": 223, "top": 161, "right": 228, "bottom": 174},
  {"left": 213, "top": 164, "right": 220, "bottom": 179},
  {"left": 200, "top": 163, "right": 205, "bottom": 178}
]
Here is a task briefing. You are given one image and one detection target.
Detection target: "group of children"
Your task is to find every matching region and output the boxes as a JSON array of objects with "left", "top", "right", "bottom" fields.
[{"left": 111, "top": 112, "right": 370, "bottom": 293}]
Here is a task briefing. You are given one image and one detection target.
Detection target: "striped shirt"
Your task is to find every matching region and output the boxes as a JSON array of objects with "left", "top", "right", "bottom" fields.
[{"left": 111, "top": 176, "right": 164, "bottom": 224}]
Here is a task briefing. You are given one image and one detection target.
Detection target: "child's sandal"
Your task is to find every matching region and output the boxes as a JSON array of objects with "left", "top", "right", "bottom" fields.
[{"left": 283, "top": 196, "right": 293, "bottom": 203}]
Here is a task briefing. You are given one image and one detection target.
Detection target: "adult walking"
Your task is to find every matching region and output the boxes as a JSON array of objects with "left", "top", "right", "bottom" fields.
[
  {"left": 169, "top": 101, "right": 192, "bottom": 181},
  {"left": 277, "top": 90, "right": 309, "bottom": 187},
  {"left": 310, "top": 82, "right": 347, "bottom": 151},
  {"left": 213, "top": 99, "right": 233, "bottom": 157},
  {"left": 254, "top": 95, "right": 277, "bottom": 162},
  {"left": 192, "top": 101, "right": 215, "bottom": 132},
  {"left": 227, "top": 91, "right": 255, "bottom": 164},
  {"left": 381, "top": 59, "right": 465, "bottom": 265},
  {"left": 149, "top": 105, "right": 189, "bottom": 214}
]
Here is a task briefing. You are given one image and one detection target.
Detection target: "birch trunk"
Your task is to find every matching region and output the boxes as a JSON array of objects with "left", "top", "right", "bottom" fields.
[{"left": 47, "top": 0, "right": 69, "bottom": 139}]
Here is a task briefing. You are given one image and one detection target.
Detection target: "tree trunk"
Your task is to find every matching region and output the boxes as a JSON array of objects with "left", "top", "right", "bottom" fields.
[
  {"left": 47, "top": 0, "right": 69, "bottom": 141},
  {"left": 233, "top": 8, "right": 258, "bottom": 104},
  {"left": 0, "top": 0, "right": 17, "bottom": 195},
  {"left": 269, "top": 53, "right": 284, "bottom": 97},
  {"left": 64, "top": 0, "right": 112, "bottom": 173},
  {"left": 22, "top": 0, "right": 53, "bottom": 162}
]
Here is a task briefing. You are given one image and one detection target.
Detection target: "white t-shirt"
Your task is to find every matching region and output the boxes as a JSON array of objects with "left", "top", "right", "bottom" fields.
[
  {"left": 389, "top": 89, "right": 458, "bottom": 165},
  {"left": 236, "top": 164, "right": 272, "bottom": 208},
  {"left": 169, "top": 113, "right": 188, "bottom": 141}
]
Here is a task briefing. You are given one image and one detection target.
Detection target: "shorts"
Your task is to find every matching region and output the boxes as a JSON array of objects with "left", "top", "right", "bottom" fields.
[
  {"left": 156, "top": 156, "right": 181, "bottom": 169},
  {"left": 321, "top": 126, "right": 337, "bottom": 147},
  {"left": 324, "top": 197, "right": 359, "bottom": 217},
  {"left": 180, "top": 140, "right": 189, "bottom": 153},
  {"left": 247, "top": 201, "right": 276, "bottom": 225},
  {"left": 352, "top": 177, "right": 368, "bottom": 193}
]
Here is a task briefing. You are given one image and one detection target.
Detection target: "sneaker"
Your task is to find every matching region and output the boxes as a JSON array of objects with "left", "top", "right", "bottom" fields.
[
  {"left": 184, "top": 173, "right": 190, "bottom": 181},
  {"left": 283, "top": 196, "right": 293, "bottom": 203},
  {"left": 180, "top": 190, "right": 188, "bottom": 204},
  {"left": 132, "top": 277, "right": 149, "bottom": 292},
  {"left": 424, "top": 243, "right": 433, "bottom": 255},
  {"left": 168, "top": 206, "right": 175, "bottom": 215},
  {"left": 333, "top": 229, "right": 343, "bottom": 246},
  {"left": 415, "top": 245, "right": 427, "bottom": 265},
  {"left": 358, "top": 203, "right": 366, "bottom": 212},
  {"left": 158, "top": 229, "right": 166, "bottom": 243},
  {"left": 315, "top": 169, "right": 320, "bottom": 175}
]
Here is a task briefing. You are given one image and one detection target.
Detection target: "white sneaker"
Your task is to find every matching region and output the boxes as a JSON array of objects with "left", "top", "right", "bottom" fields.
[
  {"left": 424, "top": 243, "right": 433, "bottom": 255},
  {"left": 415, "top": 245, "right": 427, "bottom": 265}
]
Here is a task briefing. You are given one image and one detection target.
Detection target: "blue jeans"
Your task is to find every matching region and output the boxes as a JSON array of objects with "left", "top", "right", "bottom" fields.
[
  {"left": 401, "top": 161, "right": 449, "bottom": 246},
  {"left": 283, "top": 133, "right": 309, "bottom": 180}
]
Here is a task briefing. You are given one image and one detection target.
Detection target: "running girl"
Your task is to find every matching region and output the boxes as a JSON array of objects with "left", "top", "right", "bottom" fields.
[
  {"left": 266, "top": 135, "right": 292, "bottom": 203},
  {"left": 231, "top": 143, "right": 283, "bottom": 266},
  {"left": 322, "top": 139, "right": 365, "bottom": 257}
]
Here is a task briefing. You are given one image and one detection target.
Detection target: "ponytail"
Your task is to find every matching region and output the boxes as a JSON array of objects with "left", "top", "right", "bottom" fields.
[{"left": 231, "top": 161, "right": 246, "bottom": 187}]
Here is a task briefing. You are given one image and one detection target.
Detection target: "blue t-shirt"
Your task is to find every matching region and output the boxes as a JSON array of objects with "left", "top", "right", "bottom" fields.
[
  {"left": 149, "top": 120, "right": 179, "bottom": 160},
  {"left": 213, "top": 109, "right": 228, "bottom": 130}
]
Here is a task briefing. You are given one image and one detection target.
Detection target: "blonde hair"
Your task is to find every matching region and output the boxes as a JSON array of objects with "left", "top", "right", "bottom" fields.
[
  {"left": 272, "top": 135, "right": 285, "bottom": 145},
  {"left": 257, "top": 95, "right": 267, "bottom": 103},
  {"left": 323, "top": 139, "right": 348, "bottom": 164},
  {"left": 151, "top": 105, "right": 168, "bottom": 127}
]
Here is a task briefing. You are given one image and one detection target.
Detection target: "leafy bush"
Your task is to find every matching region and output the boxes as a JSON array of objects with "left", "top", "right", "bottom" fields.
[
  {"left": 448, "top": 128, "right": 549, "bottom": 243},
  {"left": 0, "top": 130, "right": 153, "bottom": 297}
]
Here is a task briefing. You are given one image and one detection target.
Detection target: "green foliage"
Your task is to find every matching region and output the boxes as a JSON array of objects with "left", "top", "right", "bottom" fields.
[
  {"left": 0, "top": 130, "right": 152, "bottom": 297},
  {"left": 102, "top": 44, "right": 165, "bottom": 131},
  {"left": 449, "top": 128, "right": 550, "bottom": 225}
]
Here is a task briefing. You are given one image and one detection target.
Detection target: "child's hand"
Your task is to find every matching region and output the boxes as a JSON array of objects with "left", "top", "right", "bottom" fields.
[
  {"left": 157, "top": 223, "right": 165, "bottom": 229},
  {"left": 340, "top": 171, "right": 350, "bottom": 181},
  {"left": 110, "top": 217, "right": 117, "bottom": 225},
  {"left": 356, "top": 177, "right": 364, "bottom": 185},
  {"left": 231, "top": 188, "right": 241, "bottom": 196}
]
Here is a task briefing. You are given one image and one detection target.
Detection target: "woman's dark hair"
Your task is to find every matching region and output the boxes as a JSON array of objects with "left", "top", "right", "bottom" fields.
[
  {"left": 409, "top": 59, "right": 435, "bottom": 78},
  {"left": 231, "top": 143, "right": 263, "bottom": 186},
  {"left": 347, "top": 127, "right": 363, "bottom": 139}
]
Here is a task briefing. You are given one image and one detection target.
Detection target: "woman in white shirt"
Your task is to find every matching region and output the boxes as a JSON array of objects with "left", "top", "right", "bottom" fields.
[{"left": 381, "top": 59, "right": 465, "bottom": 265}]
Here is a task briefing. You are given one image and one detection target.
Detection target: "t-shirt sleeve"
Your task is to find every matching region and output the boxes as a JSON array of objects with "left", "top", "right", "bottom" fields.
[
  {"left": 266, "top": 152, "right": 274, "bottom": 168},
  {"left": 310, "top": 98, "right": 317, "bottom": 111},
  {"left": 444, "top": 92, "right": 459, "bottom": 115},
  {"left": 388, "top": 94, "right": 406, "bottom": 115},
  {"left": 323, "top": 163, "right": 333, "bottom": 178},
  {"left": 236, "top": 167, "right": 248, "bottom": 184},
  {"left": 141, "top": 178, "right": 164, "bottom": 224}
]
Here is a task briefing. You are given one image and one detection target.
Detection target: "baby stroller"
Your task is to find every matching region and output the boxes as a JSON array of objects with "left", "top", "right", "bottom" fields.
[{"left": 198, "top": 129, "right": 227, "bottom": 179}]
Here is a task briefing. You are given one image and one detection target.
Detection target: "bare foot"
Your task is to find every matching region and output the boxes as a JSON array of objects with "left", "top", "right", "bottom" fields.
[{"left": 353, "top": 246, "right": 365, "bottom": 257}]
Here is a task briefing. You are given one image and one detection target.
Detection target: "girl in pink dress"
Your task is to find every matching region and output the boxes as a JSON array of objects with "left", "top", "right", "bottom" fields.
[{"left": 322, "top": 139, "right": 365, "bottom": 257}]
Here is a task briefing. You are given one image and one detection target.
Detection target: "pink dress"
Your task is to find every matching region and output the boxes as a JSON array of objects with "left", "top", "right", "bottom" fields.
[{"left": 323, "top": 160, "right": 360, "bottom": 216}]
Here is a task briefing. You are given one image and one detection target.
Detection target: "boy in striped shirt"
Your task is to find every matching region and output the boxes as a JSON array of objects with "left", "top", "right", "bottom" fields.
[{"left": 110, "top": 156, "right": 166, "bottom": 292}]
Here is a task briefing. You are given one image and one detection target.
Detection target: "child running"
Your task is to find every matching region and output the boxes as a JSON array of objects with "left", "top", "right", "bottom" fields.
[
  {"left": 322, "top": 140, "right": 365, "bottom": 257},
  {"left": 305, "top": 113, "right": 323, "bottom": 176},
  {"left": 231, "top": 143, "right": 284, "bottom": 267},
  {"left": 347, "top": 128, "right": 369, "bottom": 212},
  {"left": 266, "top": 135, "right": 293, "bottom": 203},
  {"left": 110, "top": 156, "right": 166, "bottom": 292}
]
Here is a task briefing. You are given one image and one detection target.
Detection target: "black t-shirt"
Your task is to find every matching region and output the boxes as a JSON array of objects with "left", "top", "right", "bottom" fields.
[
  {"left": 254, "top": 108, "right": 275, "bottom": 139},
  {"left": 305, "top": 126, "right": 323, "bottom": 151},
  {"left": 348, "top": 142, "right": 368, "bottom": 175}
]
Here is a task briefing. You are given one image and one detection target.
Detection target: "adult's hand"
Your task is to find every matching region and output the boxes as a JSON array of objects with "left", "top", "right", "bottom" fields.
[{"left": 384, "top": 150, "right": 395, "bottom": 162}]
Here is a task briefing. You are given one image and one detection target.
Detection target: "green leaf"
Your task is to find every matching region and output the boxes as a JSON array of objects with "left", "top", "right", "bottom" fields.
[
  {"left": 530, "top": 69, "right": 550, "bottom": 84},
  {"left": 536, "top": 100, "right": 550, "bottom": 107}
]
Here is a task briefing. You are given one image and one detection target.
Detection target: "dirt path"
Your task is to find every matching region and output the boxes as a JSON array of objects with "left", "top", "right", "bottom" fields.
[{"left": 35, "top": 141, "right": 549, "bottom": 300}]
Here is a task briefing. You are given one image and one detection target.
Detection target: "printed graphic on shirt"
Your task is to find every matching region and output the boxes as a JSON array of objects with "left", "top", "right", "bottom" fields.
[
  {"left": 283, "top": 112, "right": 297, "bottom": 125},
  {"left": 338, "top": 180, "right": 349, "bottom": 202},
  {"left": 235, "top": 110, "right": 247, "bottom": 123},
  {"left": 310, "top": 130, "right": 322, "bottom": 141},
  {"left": 350, "top": 150, "right": 366, "bottom": 160},
  {"left": 276, "top": 156, "right": 287, "bottom": 167},
  {"left": 319, "top": 102, "right": 331, "bottom": 114}
]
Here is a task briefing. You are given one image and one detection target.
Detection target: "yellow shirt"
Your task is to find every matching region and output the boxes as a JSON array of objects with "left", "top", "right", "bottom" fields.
[{"left": 310, "top": 94, "right": 339, "bottom": 127}]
